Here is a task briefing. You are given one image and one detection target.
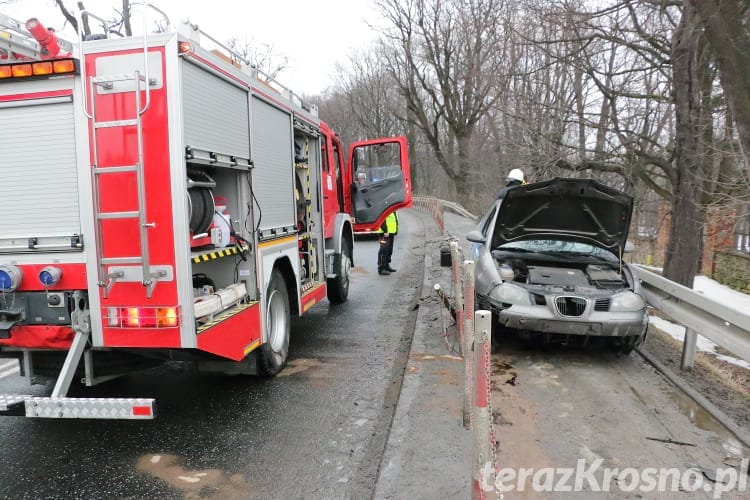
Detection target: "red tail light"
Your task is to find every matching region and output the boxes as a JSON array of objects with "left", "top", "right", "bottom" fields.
[{"left": 107, "top": 306, "right": 180, "bottom": 328}]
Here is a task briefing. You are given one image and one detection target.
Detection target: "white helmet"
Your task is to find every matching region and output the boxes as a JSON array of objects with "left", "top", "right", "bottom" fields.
[{"left": 507, "top": 168, "right": 525, "bottom": 183}]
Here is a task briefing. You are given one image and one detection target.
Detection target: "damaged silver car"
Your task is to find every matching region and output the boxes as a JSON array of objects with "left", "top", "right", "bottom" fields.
[{"left": 467, "top": 177, "right": 648, "bottom": 352}]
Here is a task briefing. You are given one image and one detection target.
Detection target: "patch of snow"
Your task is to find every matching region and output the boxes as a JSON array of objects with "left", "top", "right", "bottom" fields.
[
  {"left": 649, "top": 316, "right": 750, "bottom": 370},
  {"left": 692, "top": 275, "right": 750, "bottom": 315}
]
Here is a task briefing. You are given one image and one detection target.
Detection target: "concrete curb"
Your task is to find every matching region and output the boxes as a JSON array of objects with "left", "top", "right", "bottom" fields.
[{"left": 374, "top": 209, "right": 471, "bottom": 499}]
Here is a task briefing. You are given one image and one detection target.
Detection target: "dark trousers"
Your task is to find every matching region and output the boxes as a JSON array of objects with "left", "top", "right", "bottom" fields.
[{"left": 378, "top": 234, "right": 395, "bottom": 270}]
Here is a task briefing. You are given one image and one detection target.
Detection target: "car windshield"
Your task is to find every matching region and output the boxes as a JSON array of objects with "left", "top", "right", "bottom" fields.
[{"left": 497, "top": 239, "right": 619, "bottom": 263}]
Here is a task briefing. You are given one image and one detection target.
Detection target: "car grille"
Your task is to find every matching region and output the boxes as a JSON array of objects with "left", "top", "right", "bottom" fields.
[
  {"left": 555, "top": 296, "right": 587, "bottom": 317},
  {"left": 594, "top": 298, "right": 611, "bottom": 311}
]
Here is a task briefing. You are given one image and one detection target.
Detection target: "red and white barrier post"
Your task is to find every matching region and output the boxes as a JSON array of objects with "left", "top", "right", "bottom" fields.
[
  {"left": 472, "top": 310, "right": 496, "bottom": 499},
  {"left": 462, "top": 260, "right": 475, "bottom": 429}
]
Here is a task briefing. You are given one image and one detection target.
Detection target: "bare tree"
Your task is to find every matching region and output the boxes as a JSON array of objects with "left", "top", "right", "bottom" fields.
[
  {"left": 693, "top": 0, "right": 750, "bottom": 180},
  {"left": 333, "top": 48, "right": 402, "bottom": 140},
  {"left": 376, "top": 0, "right": 508, "bottom": 207},
  {"left": 491, "top": 0, "right": 743, "bottom": 286},
  {"left": 226, "top": 37, "right": 288, "bottom": 81},
  {"left": 53, "top": 0, "right": 169, "bottom": 36}
]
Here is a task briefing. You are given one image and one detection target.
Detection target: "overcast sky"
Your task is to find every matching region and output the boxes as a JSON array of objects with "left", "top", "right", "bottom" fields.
[{"left": 4, "top": 0, "right": 381, "bottom": 95}]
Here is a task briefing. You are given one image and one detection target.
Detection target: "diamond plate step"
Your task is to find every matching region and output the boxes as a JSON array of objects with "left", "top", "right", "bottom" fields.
[{"left": 0, "top": 395, "right": 155, "bottom": 419}]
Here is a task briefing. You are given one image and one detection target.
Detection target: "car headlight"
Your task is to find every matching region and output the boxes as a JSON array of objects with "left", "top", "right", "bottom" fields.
[
  {"left": 609, "top": 291, "right": 645, "bottom": 312},
  {"left": 489, "top": 283, "right": 533, "bottom": 306}
]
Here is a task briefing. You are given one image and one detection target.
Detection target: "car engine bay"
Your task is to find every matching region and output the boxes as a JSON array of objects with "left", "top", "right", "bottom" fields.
[{"left": 492, "top": 250, "right": 632, "bottom": 295}]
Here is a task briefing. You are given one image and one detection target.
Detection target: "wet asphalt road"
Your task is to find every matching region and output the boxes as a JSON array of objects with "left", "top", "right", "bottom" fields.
[{"left": 0, "top": 210, "right": 427, "bottom": 499}]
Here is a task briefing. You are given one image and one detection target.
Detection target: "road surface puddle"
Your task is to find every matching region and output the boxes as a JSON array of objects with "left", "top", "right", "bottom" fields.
[
  {"left": 667, "top": 391, "right": 749, "bottom": 460},
  {"left": 136, "top": 453, "right": 250, "bottom": 498}
]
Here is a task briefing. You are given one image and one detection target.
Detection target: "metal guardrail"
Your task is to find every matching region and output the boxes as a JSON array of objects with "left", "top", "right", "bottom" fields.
[
  {"left": 441, "top": 200, "right": 478, "bottom": 221},
  {"left": 412, "top": 196, "right": 445, "bottom": 233},
  {"left": 632, "top": 265, "right": 750, "bottom": 369}
]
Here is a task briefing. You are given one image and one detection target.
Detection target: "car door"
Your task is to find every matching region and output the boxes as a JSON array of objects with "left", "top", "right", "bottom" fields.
[{"left": 347, "top": 137, "right": 411, "bottom": 233}]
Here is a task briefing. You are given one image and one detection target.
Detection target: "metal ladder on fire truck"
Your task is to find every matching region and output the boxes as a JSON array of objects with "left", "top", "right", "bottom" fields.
[{"left": 79, "top": 7, "right": 170, "bottom": 300}]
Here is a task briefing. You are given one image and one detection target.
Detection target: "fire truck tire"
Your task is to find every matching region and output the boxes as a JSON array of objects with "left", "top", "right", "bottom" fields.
[
  {"left": 258, "top": 269, "right": 290, "bottom": 377},
  {"left": 327, "top": 238, "right": 352, "bottom": 304}
]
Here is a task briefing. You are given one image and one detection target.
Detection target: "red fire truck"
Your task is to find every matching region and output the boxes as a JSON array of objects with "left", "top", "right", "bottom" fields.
[{"left": 0, "top": 10, "right": 411, "bottom": 419}]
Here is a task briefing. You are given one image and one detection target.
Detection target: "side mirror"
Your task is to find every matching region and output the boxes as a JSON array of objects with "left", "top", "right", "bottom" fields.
[
  {"left": 466, "top": 230, "right": 485, "bottom": 243},
  {"left": 624, "top": 241, "right": 635, "bottom": 253}
]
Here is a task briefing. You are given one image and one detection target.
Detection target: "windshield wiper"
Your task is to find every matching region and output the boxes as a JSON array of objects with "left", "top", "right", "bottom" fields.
[{"left": 494, "top": 247, "right": 534, "bottom": 253}]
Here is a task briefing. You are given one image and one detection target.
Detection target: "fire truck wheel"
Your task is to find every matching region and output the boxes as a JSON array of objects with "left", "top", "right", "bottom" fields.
[
  {"left": 258, "top": 269, "right": 290, "bottom": 376},
  {"left": 327, "top": 238, "right": 352, "bottom": 304}
]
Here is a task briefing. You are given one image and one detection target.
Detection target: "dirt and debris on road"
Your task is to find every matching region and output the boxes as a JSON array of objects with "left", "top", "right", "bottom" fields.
[
  {"left": 641, "top": 322, "right": 750, "bottom": 435},
  {"left": 486, "top": 335, "right": 748, "bottom": 498}
]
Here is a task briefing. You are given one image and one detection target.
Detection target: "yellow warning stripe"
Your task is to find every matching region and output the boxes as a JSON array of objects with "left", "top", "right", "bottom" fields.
[
  {"left": 196, "top": 301, "right": 256, "bottom": 333},
  {"left": 258, "top": 235, "right": 296, "bottom": 249},
  {"left": 192, "top": 245, "right": 248, "bottom": 264},
  {"left": 301, "top": 283, "right": 325, "bottom": 312},
  {"left": 243, "top": 340, "right": 261, "bottom": 355}
]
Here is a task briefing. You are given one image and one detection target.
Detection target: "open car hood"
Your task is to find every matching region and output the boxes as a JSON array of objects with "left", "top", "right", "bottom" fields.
[{"left": 492, "top": 177, "right": 633, "bottom": 251}]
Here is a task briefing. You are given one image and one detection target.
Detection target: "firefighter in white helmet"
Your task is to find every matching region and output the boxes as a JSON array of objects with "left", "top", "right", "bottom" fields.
[{"left": 495, "top": 168, "right": 527, "bottom": 199}]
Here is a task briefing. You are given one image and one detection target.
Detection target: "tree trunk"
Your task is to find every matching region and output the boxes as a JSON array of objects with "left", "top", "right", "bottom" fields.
[
  {"left": 455, "top": 133, "right": 476, "bottom": 210},
  {"left": 663, "top": 2, "right": 706, "bottom": 288},
  {"left": 693, "top": 0, "right": 750, "bottom": 180}
]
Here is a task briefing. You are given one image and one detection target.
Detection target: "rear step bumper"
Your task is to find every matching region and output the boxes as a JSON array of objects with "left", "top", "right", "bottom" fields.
[{"left": 0, "top": 395, "right": 155, "bottom": 419}]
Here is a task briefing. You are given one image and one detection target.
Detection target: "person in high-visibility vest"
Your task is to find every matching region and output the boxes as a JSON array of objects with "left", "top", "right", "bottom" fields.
[{"left": 377, "top": 211, "right": 399, "bottom": 275}]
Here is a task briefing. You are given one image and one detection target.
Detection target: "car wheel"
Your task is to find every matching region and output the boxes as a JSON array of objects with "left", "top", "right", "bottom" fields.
[
  {"left": 327, "top": 238, "right": 352, "bottom": 304},
  {"left": 258, "top": 270, "right": 290, "bottom": 377}
]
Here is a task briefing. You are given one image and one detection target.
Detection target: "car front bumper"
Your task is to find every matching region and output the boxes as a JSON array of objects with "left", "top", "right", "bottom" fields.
[{"left": 497, "top": 304, "right": 648, "bottom": 338}]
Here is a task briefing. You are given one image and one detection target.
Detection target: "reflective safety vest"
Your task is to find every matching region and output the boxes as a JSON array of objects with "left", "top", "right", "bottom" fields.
[{"left": 378, "top": 211, "right": 398, "bottom": 234}]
